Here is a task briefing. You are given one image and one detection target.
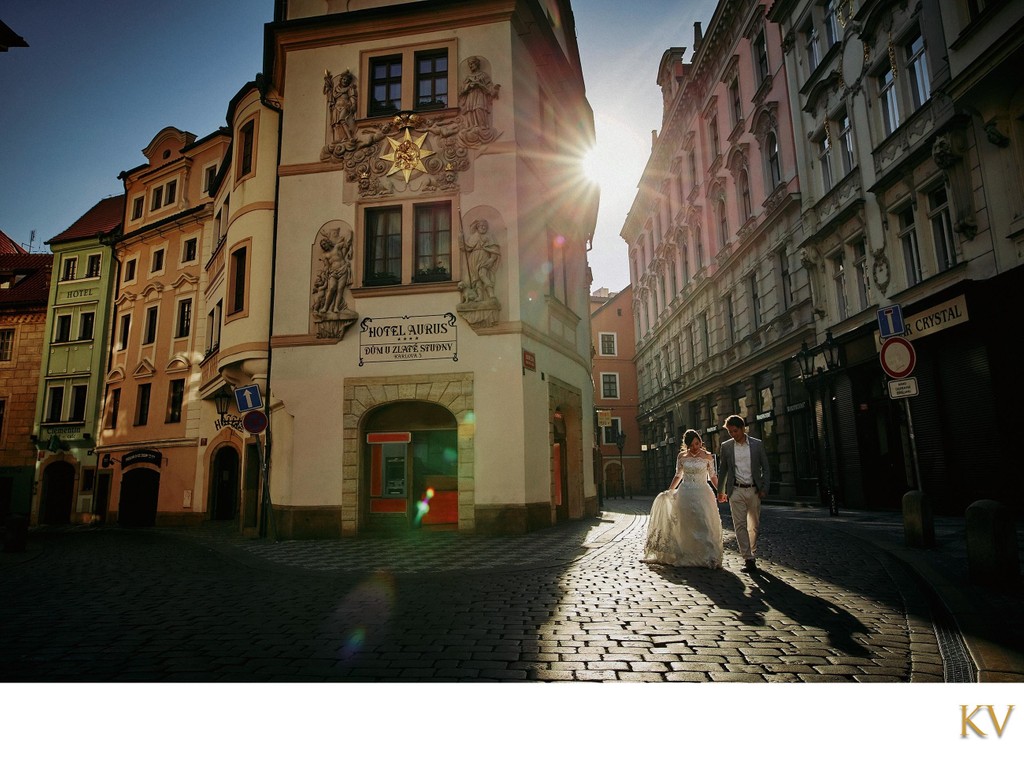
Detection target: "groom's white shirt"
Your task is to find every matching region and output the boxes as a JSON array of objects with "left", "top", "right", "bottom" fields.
[{"left": 734, "top": 439, "right": 752, "bottom": 483}]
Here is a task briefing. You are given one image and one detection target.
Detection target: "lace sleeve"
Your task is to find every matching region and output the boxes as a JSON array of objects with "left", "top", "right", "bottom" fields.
[
  {"left": 675, "top": 453, "right": 686, "bottom": 477},
  {"left": 707, "top": 458, "right": 715, "bottom": 479}
]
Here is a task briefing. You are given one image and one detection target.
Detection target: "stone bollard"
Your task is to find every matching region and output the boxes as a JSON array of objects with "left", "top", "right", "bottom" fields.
[
  {"left": 965, "top": 500, "right": 1020, "bottom": 589},
  {"left": 902, "top": 490, "right": 935, "bottom": 548}
]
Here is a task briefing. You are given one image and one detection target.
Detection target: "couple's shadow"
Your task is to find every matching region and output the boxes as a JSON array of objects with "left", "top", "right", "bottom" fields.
[{"left": 649, "top": 564, "right": 872, "bottom": 657}]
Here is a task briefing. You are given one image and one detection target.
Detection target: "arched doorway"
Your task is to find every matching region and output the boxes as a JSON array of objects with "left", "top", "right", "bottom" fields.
[
  {"left": 210, "top": 446, "right": 240, "bottom": 521},
  {"left": 40, "top": 461, "right": 75, "bottom": 524},
  {"left": 118, "top": 468, "right": 160, "bottom": 527},
  {"left": 363, "top": 401, "right": 458, "bottom": 530}
]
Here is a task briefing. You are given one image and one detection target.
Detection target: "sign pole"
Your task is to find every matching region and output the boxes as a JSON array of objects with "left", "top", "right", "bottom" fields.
[{"left": 903, "top": 397, "right": 922, "bottom": 490}]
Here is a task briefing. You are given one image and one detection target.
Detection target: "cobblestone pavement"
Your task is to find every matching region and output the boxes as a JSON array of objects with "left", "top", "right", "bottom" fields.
[{"left": 0, "top": 500, "right": 947, "bottom": 682}]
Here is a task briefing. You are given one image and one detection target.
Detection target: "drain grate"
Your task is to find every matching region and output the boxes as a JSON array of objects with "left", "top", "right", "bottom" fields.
[{"left": 930, "top": 593, "right": 977, "bottom": 683}]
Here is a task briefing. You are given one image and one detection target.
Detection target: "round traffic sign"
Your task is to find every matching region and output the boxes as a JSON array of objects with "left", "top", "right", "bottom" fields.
[
  {"left": 242, "top": 410, "right": 268, "bottom": 434},
  {"left": 880, "top": 336, "right": 916, "bottom": 379}
]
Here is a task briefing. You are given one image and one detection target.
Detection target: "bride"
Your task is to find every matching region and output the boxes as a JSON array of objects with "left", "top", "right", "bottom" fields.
[{"left": 642, "top": 429, "right": 723, "bottom": 568}]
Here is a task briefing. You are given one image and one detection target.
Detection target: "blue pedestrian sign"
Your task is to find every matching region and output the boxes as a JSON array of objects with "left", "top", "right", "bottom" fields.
[
  {"left": 877, "top": 304, "right": 905, "bottom": 339},
  {"left": 234, "top": 384, "right": 263, "bottom": 413}
]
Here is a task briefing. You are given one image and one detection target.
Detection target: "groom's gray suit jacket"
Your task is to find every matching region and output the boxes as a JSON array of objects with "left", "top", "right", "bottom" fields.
[{"left": 718, "top": 435, "right": 771, "bottom": 498}]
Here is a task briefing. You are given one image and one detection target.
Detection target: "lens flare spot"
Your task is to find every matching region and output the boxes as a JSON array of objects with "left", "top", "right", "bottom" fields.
[
  {"left": 329, "top": 571, "right": 395, "bottom": 661},
  {"left": 553, "top": 234, "right": 566, "bottom": 247}
]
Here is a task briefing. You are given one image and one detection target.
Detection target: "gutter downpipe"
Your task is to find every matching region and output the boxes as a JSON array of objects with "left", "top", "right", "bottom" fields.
[{"left": 258, "top": 77, "right": 284, "bottom": 540}]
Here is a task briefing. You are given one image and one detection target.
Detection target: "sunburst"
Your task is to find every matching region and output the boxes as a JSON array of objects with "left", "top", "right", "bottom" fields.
[{"left": 381, "top": 128, "right": 434, "bottom": 182}]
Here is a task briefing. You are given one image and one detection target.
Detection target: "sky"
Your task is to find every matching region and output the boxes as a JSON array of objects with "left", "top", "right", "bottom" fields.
[{"left": 0, "top": 0, "right": 718, "bottom": 293}]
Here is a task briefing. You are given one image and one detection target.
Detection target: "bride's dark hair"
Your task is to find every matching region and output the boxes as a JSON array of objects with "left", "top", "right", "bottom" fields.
[{"left": 681, "top": 429, "right": 701, "bottom": 450}]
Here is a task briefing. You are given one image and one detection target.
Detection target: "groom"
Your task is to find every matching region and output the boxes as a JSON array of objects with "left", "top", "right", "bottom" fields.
[{"left": 717, "top": 414, "right": 771, "bottom": 572}]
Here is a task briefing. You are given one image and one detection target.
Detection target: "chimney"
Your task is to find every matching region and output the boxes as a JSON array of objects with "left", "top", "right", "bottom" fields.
[{"left": 694, "top": 21, "right": 703, "bottom": 50}]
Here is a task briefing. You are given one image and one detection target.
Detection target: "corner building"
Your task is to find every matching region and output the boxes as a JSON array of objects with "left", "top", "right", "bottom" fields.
[{"left": 263, "top": 0, "right": 599, "bottom": 536}]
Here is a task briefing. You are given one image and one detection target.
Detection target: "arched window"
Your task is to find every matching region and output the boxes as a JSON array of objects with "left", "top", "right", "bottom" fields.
[
  {"left": 739, "top": 169, "right": 752, "bottom": 221},
  {"left": 694, "top": 226, "right": 705, "bottom": 268},
  {"left": 717, "top": 199, "right": 729, "bottom": 247},
  {"left": 766, "top": 131, "right": 782, "bottom": 188}
]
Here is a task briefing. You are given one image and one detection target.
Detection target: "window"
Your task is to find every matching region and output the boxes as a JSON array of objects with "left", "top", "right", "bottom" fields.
[
  {"left": 688, "top": 150, "right": 697, "bottom": 188},
  {"left": 143, "top": 306, "right": 158, "bottom": 345},
  {"left": 694, "top": 226, "right": 705, "bottom": 269},
  {"left": 364, "top": 207, "right": 402, "bottom": 285},
  {"left": 602, "top": 417, "right": 623, "bottom": 446},
  {"left": 414, "top": 202, "right": 452, "bottom": 280},
  {"left": 69, "top": 385, "right": 87, "bottom": 422},
  {"left": 805, "top": 22, "right": 820, "bottom": 71},
  {"left": 166, "top": 378, "right": 185, "bottom": 423},
  {"left": 204, "top": 165, "right": 218, "bottom": 195},
  {"left": 601, "top": 373, "right": 620, "bottom": 399},
  {"left": 151, "top": 185, "right": 163, "bottom": 212},
  {"left": 118, "top": 313, "right": 131, "bottom": 351},
  {"left": 717, "top": 199, "right": 729, "bottom": 247},
  {"left": 852, "top": 239, "right": 869, "bottom": 311},
  {"left": 78, "top": 312, "right": 94, "bottom": 341},
  {"left": 0, "top": 399, "right": 5, "bottom": 441},
  {"left": 880, "top": 68, "right": 900, "bottom": 136},
  {"left": 86, "top": 254, "right": 101, "bottom": 278},
  {"left": 151, "top": 248, "right": 164, "bottom": 273},
  {"left": 123, "top": 259, "right": 137, "bottom": 282},
  {"left": 818, "top": 133, "right": 834, "bottom": 191},
  {"left": 182, "top": 238, "right": 197, "bottom": 263},
  {"left": 238, "top": 119, "right": 255, "bottom": 178},
  {"left": 45, "top": 386, "right": 64, "bottom": 423},
  {"left": 906, "top": 34, "right": 931, "bottom": 110},
  {"left": 415, "top": 49, "right": 448, "bottom": 110},
  {"left": 135, "top": 383, "right": 151, "bottom": 426},
  {"left": 105, "top": 387, "right": 120, "bottom": 429},
  {"left": 824, "top": 0, "right": 840, "bottom": 48},
  {"left": 837, "top": 112, "right": 854, "bottom": 175},
  {"left": 738, "top": 170, "right": 752, "bottom": 221},
  {"left": 699, "top": 312, "right": 710, "bottom": 359},
  {"left": 709, "top": 117, "right": 720, "bottom": 158},
  {"left": 687, "top": 323, "right": 697, "bottom": 366},
  {"left": 754, "top": 31, "right": 770, "bottom": 85},
  {"left": 928, "top": 186, "right": 957, "bottom": 272},
  {"left": 175, "top": 299, "right": 192, "bottom": 338},
  {"left": 54, "top": 314, "right": 72, "bottom": 343},
  {"left": 832, "top": 251, "right": 848, "bottom": 320},
  {"left": 725, "top": 292, "right": 736, "bottom": 344},
  {"left": 730, "top": 79, "right": 742, "bottom": 126},
  {"left": 599, "top": 332, "right": 617, "bottom": 356},
  {"left": 165, "top": 179, "right": 177, "bottom": 206},
  {"left": 750, "top": 274, "right": 762, "bottom": 329},
  {"left": 229, "top": 247, "right": 247, "bottom": 314},
  {"left": 207, "top": 300, "right": 222, "bottom": 354},
  {"left": 131, "top": 196, "right": 144, "bottom": 220},
  {"left": 766, "top": 132, "right": 782, "bottom": 188},
  {"left": 61, "top": 257, "right": 77, "bottom": 281},
  {"left": 898, "top": 206, "right": 922, "bottom": 286},
  {"left": 369, "top": 54, "right": 403, "bottom": 116},
  {"left": 779, "top": 249, "right": 793, "bottom": 310},
  {"left": 0, "top": 328, "right": 12, "bottom": 362}
]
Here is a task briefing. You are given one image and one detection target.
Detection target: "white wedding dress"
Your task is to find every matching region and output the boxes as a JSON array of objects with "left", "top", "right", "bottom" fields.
[{"left": 642, "top": 455, "right": 723, "bottom": 568}]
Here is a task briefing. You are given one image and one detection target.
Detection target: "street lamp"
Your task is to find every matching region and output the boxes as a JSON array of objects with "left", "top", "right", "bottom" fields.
[
  {"left": 615, "top": 430, "right": 627, "bottom": 499},
  {"left": 796, "top": 329, "right": 842, "bottom": 516},
  {"left": 214, "top": 387, "right": 233, "bottom": 422}
]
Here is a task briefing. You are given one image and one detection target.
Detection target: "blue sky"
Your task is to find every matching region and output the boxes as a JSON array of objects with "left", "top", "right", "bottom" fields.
[{"left": 0, "top": 0, "right": 717, "bottom": 291}]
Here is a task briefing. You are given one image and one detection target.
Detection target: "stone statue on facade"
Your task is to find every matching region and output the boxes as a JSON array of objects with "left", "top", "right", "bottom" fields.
[
  {"left": 324, "top": 70, "right": 358, "bottom": 148},
  {"left": 457, "top": 217, "right": 501, "bottom": 327},
  {"left": 311, "top": 223, "right": 359, "bottom": 340}
]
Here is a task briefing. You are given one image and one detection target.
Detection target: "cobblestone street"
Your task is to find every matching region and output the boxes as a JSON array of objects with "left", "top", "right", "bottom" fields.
[{"left": 1, "top": 501, "right": 947, "bottom": 683}]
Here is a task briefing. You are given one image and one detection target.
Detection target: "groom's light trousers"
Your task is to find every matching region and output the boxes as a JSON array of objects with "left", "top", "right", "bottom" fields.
[{"left": 728, "top": 488, "right": 760, "bottom": 560}]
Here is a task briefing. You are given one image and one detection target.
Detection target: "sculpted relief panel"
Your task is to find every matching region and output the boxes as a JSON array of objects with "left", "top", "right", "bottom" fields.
[
  {"left": 320, "top": 57, "right": 501, "bottom": 198},
  {"left": 310, "top": 221, "right": 359, "bottom": 340}
]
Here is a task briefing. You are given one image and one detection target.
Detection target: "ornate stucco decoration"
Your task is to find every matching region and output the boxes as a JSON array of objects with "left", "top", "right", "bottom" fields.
[
  {"left": 310, "top": 221, "right": 359, "bottom": 340},
  {"left": 871, "top": 246, "right": 891, "bottom": 295},
  {"left": 932, "top": 128, "right": 978, "bottom": 240},
  {"left": 320, "top": 58, "right": 502, "bottom": 199},
  {"left": 456, "top": 212, "right": 503, "bottom": 329}
]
